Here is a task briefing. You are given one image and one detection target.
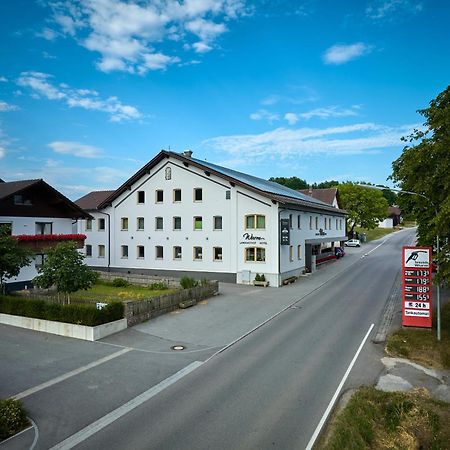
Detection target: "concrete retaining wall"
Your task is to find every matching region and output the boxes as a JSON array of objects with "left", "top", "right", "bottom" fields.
[
  {"left": 0, "top": 314, "right": 127, "bottom": 341},
  {"left": 124, "top": 281, "right": 219, "bottom": 326}
]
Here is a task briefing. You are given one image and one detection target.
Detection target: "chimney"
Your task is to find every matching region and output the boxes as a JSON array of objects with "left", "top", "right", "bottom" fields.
[{"left": 182, "top": 150, "right": 193, "bottom": 158}]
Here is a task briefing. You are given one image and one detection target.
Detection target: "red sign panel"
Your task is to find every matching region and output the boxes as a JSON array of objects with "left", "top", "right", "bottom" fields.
[{"left": 402, "top": 246, "right": 432, "bottom": 328}]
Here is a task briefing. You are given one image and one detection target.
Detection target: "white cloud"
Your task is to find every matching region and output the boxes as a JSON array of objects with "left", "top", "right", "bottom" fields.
[
  {"left": 46, "top": 0, "right": 247, "bottom": 74},
  {"left": 204, "top": 123, "right": 417, "bottom": 159},
  {"left": 323, "top": 43, "right": 372, "bottom": 65},
  {"left": 0, "top": 76, "right": 7, "bottom": 82},
  {"left": 17, "top": 71, "right": 142, "bottom": 122},
  {"left": 48, "top": 141, "right": 103, "bottom": 158},
  {"left": 284, "top": 112, "right": 298, "bottom": 125},
  {"left": 299, "top": 106, "right": 359, "bottom": 120},
  {"left": 36, "top": 27, "right": 58, "bottom": 40},
  {"left": 366, "top": 0, "right": 423, "bottom": 19},
  {"left": 0, "top": 101, "right": 19, "bottom": 112},
  {"left": 250, "top": 109, "right": 280, "bottom": 123}
]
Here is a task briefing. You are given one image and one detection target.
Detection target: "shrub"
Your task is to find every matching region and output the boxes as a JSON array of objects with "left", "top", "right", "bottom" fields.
[
  {"left": 112, "top": 278, "right": 130, "bottom": 288},
  {"left": 255, "top": 274, "right": 261, "bottom": 282},
  {"left": 0, "top": 398, "right": 29, "bottom": 441},
  {"left": 180, "top": 277, "right": 198, "bottom": 289},
  {"left": 260, "top": 274, "right": 266, "bottom": 282},
  {"left": 0, "top": 296, "right": 124, "bottom": 326},
  {"left": 148, "top": 282, "right": 168, "bottom": 290}
]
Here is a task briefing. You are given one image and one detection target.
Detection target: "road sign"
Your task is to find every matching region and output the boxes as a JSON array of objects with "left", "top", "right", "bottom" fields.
[
  {"left": 280, "top": 219, "right": 290, "bottom": 245},
  {"left": 402, "top": 246, "right": 432, "bottom": 328}
]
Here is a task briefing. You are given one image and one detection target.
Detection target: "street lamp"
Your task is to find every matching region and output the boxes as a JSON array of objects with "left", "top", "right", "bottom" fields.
[{"left": 359, "top": 184, "right": 441, "bottom": 341}]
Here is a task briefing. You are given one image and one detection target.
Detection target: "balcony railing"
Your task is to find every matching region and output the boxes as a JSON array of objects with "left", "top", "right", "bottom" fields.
[{"left": 14, "top": 234, "right": 87, "bottom": 252}]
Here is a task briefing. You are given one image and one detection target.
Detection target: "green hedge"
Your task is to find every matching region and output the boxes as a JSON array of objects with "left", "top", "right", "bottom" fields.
[
  {"left": 0, "top": 398, "right": 29, "bottom": 441},
  {"left": 0, "top": 296, "right": 124, "bottom": 326}
]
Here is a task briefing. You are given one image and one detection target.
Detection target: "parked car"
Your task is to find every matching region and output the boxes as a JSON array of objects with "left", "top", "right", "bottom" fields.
[
  {"left": 345, "top": 239, "right": 361, "bottom": 247},
  {"left": 335, "top": 247, "right": 346, "bottom": 258}
]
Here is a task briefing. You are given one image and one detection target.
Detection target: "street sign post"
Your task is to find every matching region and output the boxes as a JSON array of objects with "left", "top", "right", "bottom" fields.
[{"left": 402, "top": 246, "right": 432, "bottom": 328}]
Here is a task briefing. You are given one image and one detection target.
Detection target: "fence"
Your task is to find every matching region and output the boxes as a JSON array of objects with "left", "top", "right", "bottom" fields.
[{"left": 95, "top": 271, "right": 181, "bottom": 288}]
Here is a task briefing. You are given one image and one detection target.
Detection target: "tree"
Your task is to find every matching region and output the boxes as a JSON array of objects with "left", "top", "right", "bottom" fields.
[
  {"left": 312, "top": 180, "right": 340, "bottom": 189},
  {"left": 33, "top": 241, "right": 98, "bottom": 303},
  {"left": 391, "top": 85, "right": 450, "bottom": 285},
  {"left": 0, "top": 226, "right": 32, "bottom": 294},
  {"left": 339, "top": 183, "right": 389, "bottom": 237},
  {"left": 268, "top": 176, "right": 308, "bottom": 190}
]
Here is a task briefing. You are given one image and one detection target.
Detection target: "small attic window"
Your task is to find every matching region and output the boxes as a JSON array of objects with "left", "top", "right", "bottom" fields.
[
  {"left": 165, "top": 167, "right": 172, "bottom": 180},
  {"left": 14, "top": 194, "right": 33, "bottom": 205}
]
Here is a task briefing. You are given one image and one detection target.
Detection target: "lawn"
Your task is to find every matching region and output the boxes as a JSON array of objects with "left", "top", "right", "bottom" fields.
[
  {"left": 71, "top": 280, "right": 179, "bottom": 303},
  {"left": 355, "top": 227, "right": 397, "bottom": 242}
]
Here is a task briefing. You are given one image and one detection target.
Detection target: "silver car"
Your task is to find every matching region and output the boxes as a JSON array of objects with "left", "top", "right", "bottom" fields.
[{"left": 345, "top": 239, "right": 361, "bottom": 247}]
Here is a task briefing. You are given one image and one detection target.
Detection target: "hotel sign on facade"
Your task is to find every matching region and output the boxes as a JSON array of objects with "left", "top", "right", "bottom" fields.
[{"left": 402, "top": 246, "right": 432, "bottom": 328}]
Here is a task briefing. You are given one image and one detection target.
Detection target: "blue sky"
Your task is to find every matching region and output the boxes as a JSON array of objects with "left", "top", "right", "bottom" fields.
[{"left": 0, "top": 0, "right": 449, "bottom": 199}]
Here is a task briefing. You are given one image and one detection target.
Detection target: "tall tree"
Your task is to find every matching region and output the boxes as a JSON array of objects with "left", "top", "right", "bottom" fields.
[
  {"left": 391, "top": 85, "right": 450, "bottom": 285},
  {"left": 312, "top": 180, "right": 340, "bottom": 189},
  {"left": 268, "top": 176, "right": 308, "bottom": 190},
  {"left": 0, "top": 226, "right": 32, "bottom": 294},
  {"left": 34, "top": 241, "right": 98, "bottom": 303},
  {"left": 339, "top": 183, "right": 389, "bottom": 236}
]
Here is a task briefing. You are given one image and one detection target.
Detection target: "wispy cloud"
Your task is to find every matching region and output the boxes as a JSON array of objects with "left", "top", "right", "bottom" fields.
[
  {"left": 323, "top": 42, "right": 372, "bottom": 65},
  {"left": 36, "top": 27, "right": 58, "bottom": 40},
  {"left": 48, "top": 141, "right": 103, "bottom": 158},
  {"left": 204, "top": 123, "right": 417, "bottom": 161},
  {"left": 44, "top": 0, "right": 248, "bottom": 74},
  {"left": 17, "top": 71, "right": 142, "bottom": 122},
  {"left": 250, "top": 109, "right": 280, "bottom": 123},
  {"left": 284, "top": 105, "right": 361, "bottom": 123},
  {"left": 0, "top": 101, "right": 19, "bottom": 112},
  {"left": 366, "top": 0, "right": 423, "bottom": 19},
  {"left": 0, "top": 76, "right": 8, "bottom": 83}
]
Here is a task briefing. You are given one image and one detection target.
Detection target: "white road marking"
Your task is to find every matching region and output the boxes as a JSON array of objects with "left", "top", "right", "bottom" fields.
[
  {"left": 49, "top": 361, "right": 203, "bottom": 450},
  {"left": 11, "top": 348, "right": 131, "bottom": 400},
  {"left": 305, "top": 323, "right": 375, "bottom": 450}
]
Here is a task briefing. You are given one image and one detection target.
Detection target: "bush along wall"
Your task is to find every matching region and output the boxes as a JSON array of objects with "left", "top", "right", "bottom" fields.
[{"left": 0, "top": 296, "right": 124, "bottom": 327}]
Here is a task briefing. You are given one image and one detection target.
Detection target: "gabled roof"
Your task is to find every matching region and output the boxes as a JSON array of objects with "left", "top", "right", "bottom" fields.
[
  {"left": 0, "top": 178, "right": 92, "bottom": 219},
  {"left": 75, "top": 190, "right": 116, "bottom": 210},
  {"left": 298, "top": 188, "right": 340, "bottom": 207},
  {"left": 388, "top": 206, "right": 401, "bottom": 216},
  {"left": 96, "top": 150, "right": 346, "bottom": 214}
]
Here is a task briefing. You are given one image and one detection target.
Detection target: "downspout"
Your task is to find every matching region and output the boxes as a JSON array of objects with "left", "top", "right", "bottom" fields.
[
  {"left": 278, "top": 205, "right": 287, "bottom": 286},
  {"left": 96, "top": 211, "right": 111, "bottom": 270}
]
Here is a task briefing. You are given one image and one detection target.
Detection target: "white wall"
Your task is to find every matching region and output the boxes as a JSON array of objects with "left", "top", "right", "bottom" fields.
[{"left": 378, "top": 218, "right": 394, "bottom": 229}]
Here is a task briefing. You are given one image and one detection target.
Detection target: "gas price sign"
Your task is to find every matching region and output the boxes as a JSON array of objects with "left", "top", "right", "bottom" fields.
[{"left": 402, "top": 246, "right": 432, "bottom": 328}]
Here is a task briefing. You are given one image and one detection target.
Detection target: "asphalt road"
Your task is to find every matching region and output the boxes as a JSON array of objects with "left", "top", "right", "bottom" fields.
[
  {"left": 72, "top": 229, "right": 415, "bottom": 450},
  {"left": 0, "top": 228, "right": 416, "bottom": 450}
]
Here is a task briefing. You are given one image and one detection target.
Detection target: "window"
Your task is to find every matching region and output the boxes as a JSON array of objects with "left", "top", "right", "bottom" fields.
[
  {"left": 245, "top": 247, "right": 266, "bottom": 262},
  {"left": 137, "top": 246, "right": 145, "bottom": 259},
  {"left": 137, "top": 191, "right": 145, "bottom": 204},
  {"left": 173, "top": 246, "right": 182, "bottom": 260},
  {"left": 165, "top": 166, "right": 171, "bottom": 180},
  {"left": 194, "top": 188, "right": 202, "bottom": 201},
  {"left": 85, "top": 219, "right": 92, "bottom": 231},
  {"left": 315, "top": 217, "right": 318, "bottom": 230},
  {"left": 329, "top": 218, "right": 332, "bottom": 229},
  {"left": 0, "top": 223, "right": 12, "bottom": 235},
  {"left": 297, "top": 245, "right": 302, "bottom": 260},
  {"left": 121, "top": 217, "right": 128, "bottom": 231},
  {"left": 98, "top": 218, "right": 105, "bottom": 231},
  {"left": 309, "top": 216, "right": 313, "bottom": 230},
  {"left": 226, "top": 190, "right": 231, "bottom": 200},
  {"left": 324, "top": 218, "right": 327, "bottom": 230},
  {"left": 155, "top": 246, "right": 163, "bottom": 259},
  {"left": 35, "top": 254, "right": 45, "bottom": 269},
  {"left": 289, "top": 214, "right": 293, "bottom": 229},
  {"left": 14, "top": 194, "right": 32, "bottom": 205},
  {"left": 155, "top": 217, "right": 163, "bottom": 230},
  {"left": 213, "top": 216, "right": 222, "bottom": 230},
  {"left": 98, "top": 245, "right": 105, "bottom": 258},
  {"left": 336, "top": 218, "right": 338, "bottom": 230},
  {"left": 173, "top": 216, "right": 181, "bottom": 230},
  {"left": 137, "top": 217, "right": 145, "bottom": 230},
  {"left": 193, "top": 246, "right": 202, "bottom": 260},
  {"left": 86, "top": 245, "right": 92, "bottom": 257},
  {"left": 213, "top": 247, "right": 223, "bottom": 261},
  {"left": 340, "top": 219, "right": 343, "bottom": 230},
  {"left": 121, "top": 245, "right": 128, "bottom": 258},
  {"left": 245, "top": 214, "right": 265, "bottom": 229},
  {"left": 194, "top": 216, "right": 202, "bottom": 230},
  {"left": 289, "top": 245, "right": 294, "bottom": 262},
  {"left": 173, "top": 189, "right": 181, "bottom": 202},
  {"left": 36, "top": 222, "right": 52, "bottom": 235},
  {"left": 297, "top": 215, "right": 301, "bottom": 229},
  {"left": 156, "top": 190, "right": 164, "bottom": 203}
]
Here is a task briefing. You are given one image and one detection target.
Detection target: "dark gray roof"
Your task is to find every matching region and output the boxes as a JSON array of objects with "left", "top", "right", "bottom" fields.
[
  {"left": 76, "top": 190, "right": 116, "bottom": 210},
  {"left": 0, "top": 179, "right": 41, "bottom": 200}
]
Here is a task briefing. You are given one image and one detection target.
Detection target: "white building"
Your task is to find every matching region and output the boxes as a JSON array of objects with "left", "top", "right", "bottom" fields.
[
  {"left": 0, "top": 179, "right": 90, "bottom": 291},
  {"left": 76, "top": 150, "right": 347, "bottom": 287}
]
